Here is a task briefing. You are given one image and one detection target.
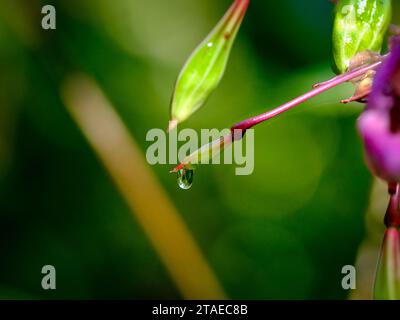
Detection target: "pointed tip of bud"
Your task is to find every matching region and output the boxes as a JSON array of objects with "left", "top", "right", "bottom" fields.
[
  {"left": 167, "top": 119, "right": 178, "bottom": 133},
  {"left": 170, "top": 163, "right": 184, "bottom": 173}
]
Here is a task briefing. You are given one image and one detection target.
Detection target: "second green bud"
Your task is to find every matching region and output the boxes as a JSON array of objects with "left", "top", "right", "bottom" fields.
[{"left": 332, "top": 0, "right": 392, "bottom": 74}]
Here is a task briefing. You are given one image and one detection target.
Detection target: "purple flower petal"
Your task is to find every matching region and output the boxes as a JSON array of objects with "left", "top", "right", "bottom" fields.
[
  {"left": 358, "top": 36, "right": 400, "bottom": 183},
  {"left": 359, "top": 110, "right": 400, "bottom": 182}
]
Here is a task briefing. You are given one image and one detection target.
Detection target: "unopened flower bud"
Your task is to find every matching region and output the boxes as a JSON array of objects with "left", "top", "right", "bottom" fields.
[
  {"left": 168, "top": 0, "right": 249, "bottom": 132},
  {"left": 332, "top": 0, "right": 391, "bottom": 74}
]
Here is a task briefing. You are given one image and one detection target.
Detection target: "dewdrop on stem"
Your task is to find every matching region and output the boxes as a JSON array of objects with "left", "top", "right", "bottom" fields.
[
  {"left": 177, "top": 169, "right": 194, "bottom": 190},
  {"left": 172, "top": 133, "right": 235, "bottom": 190}
]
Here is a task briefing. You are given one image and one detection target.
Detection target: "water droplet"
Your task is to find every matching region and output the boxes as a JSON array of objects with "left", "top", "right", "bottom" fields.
[{"left": 177, "top": 169, "right": 194, "bottom": 190}]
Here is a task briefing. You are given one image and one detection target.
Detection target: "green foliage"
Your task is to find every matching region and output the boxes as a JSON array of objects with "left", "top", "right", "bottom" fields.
[{"left": 0, "top": 0, "right": 371, "bottom": 299}]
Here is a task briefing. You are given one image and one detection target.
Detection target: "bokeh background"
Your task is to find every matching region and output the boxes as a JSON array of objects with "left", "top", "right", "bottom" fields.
[{"left": 0, "top": 0, "right": 399, "bottom": 300}]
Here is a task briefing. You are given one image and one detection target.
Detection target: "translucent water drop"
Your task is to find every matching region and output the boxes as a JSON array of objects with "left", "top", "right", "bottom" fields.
[{"left": 177, "top": 169, "right": 194, "bottom": 190}]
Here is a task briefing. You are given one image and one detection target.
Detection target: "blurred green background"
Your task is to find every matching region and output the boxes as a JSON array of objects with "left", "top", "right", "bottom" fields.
[{"left": 0, "top": 0, "right": 399, "bottom": 300}]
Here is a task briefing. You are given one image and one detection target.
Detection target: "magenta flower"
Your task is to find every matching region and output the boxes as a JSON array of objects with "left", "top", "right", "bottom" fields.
[{"left": 358, "top": 36, "right": 400, "bottom": 183}]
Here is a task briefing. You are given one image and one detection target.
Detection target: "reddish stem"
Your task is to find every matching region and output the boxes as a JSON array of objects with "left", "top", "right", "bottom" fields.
[
  {"left": 231, "top": 58, "right": 386, "bottom": 133},
  {"left": 385, "top": 183, "right": 400, "bottom": 228}
]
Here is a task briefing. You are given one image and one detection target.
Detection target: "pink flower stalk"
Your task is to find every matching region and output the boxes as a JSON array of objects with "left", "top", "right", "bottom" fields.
[
  {"left": 170, "top": 57, "right": 385, "bottom": 173},
  {"left": 374, "top": 183, "right": 400, "bottom": 300}
]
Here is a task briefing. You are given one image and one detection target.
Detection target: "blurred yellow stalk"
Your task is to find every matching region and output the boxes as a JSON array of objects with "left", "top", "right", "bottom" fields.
[{"left": 61, "top": 74, "right": 226, "bottom": 300}]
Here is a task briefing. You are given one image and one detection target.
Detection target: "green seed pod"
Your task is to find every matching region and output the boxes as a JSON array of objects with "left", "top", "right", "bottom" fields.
[
  {"left": 332, "top": 0, "right": 392, "bottom": 74},
  {"left": 168, "top": 0, "right": 249, "bottom": 132}
]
